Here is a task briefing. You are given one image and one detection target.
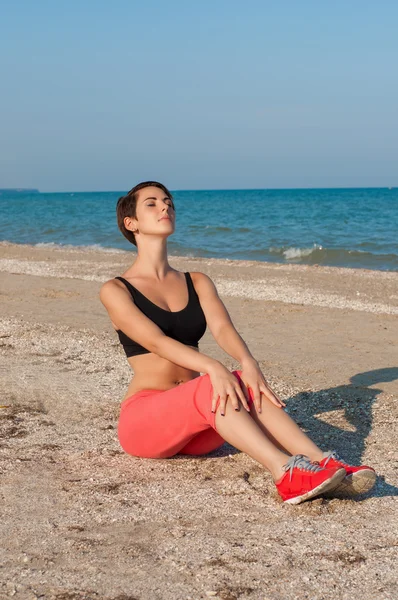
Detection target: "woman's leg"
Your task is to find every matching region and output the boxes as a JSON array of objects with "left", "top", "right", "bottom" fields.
[
  {"left": 233, "top": 371, "right": 324, "bottom": 462},
  {"left": 118, "top": 381, "right": 224, "bottom": 459},
  {"left": 118, "top": 373, "right": 290, "bottom": 480},
  {"left": 213, "top": 402, "right": 291, "bottom": 480},
  {"left": 118, "top": 371, "right": 345, "bottom": 504},
  {"left": 178, "top": 428, "right": 225, "bottom": 456}
]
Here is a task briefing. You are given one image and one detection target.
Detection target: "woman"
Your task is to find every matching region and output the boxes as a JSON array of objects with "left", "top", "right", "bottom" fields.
[{"left": 100, "top": 181, "right": 376, "bottom": 505}]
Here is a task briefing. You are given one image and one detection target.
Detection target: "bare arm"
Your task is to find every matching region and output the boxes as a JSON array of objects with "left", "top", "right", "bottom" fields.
[
  {"left": 192, "top": 272, "right": 257, "bottom": 366},
  {"left": 99, "top": 279, "right": 221, "bottom": 374},
  {"left": 192, "top": 273, "right": 284, "bottom": 410}
]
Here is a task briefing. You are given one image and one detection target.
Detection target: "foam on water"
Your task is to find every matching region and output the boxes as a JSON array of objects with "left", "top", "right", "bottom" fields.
[
  {"left": 270, "top": 244, "right": 323, "bottom": 260},
  {"left": 33, "top": 242, "right": 127, "bottom": 254}
]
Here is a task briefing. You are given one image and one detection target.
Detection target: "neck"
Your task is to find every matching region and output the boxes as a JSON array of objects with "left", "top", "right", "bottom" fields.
[{"left": 133, "top": 238, "right": 172, "bottom": 280}]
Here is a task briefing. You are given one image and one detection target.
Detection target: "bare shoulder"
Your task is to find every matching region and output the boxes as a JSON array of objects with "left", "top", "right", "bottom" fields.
[
  {"left": 189, "top": 272, "right": 230, "bottom": 333},
  {"left": 189, "top": 271, "right": 213, "bottom": 284},
  {"left": 189, "top": 272, "right": 218, "bottom": 295},
  {"left": 99, "top": 278, "right": 131, "bottom": 306}
]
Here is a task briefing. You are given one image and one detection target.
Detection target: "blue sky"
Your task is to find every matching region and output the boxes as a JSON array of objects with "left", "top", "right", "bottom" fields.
[{"left": 1, "top": 1, "right": 397, "bottom": 191}]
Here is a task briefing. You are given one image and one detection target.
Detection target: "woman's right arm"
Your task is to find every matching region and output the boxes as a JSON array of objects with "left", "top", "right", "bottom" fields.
[{"left": 100, "top": 280, "right": 248, "bottom": 411}]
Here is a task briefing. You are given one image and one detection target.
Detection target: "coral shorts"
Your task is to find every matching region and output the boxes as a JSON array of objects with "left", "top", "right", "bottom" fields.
[{"left": 118, "top": 370, "right": 252, "bottom": 459}]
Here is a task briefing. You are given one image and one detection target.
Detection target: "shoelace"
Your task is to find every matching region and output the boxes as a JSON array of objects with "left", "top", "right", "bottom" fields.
[
  {"left": 282, "top": 454, "right": 323, "bottom": 481},
  {"left": 322, "top": 450, "right": 349, "bottom": 467}
]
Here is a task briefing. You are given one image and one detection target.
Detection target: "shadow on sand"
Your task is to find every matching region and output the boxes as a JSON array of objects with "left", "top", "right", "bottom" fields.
[
  {"left": 282, "top": 367, "right": 398, "bottom": 499},
  {"left": 182, "top": 367, "right": 398, "bottom": 499}
]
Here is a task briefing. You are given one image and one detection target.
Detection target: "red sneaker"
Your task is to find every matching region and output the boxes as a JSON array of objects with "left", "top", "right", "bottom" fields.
[
  {"left": 275, "top": 454, "right": 346, "bottom": 505},
  {"left": 317, "top": 451, "right": 376, "bottom": 496}
]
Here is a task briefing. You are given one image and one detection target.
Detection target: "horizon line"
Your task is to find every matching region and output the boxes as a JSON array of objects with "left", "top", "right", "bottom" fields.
[{"left": 7, "top": 184, "right": 396, "bottom": 194}]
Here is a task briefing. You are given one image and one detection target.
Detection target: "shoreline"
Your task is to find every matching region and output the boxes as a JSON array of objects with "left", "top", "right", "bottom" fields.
[
  {"left": 1, "top": 242, "right": 397, "bottom": 318},
  {"left": 1, "top": 239, "right": 398, "bottom": 275},
  {"left": 1, "top": 240, "right": 397, "bottom": 275}
]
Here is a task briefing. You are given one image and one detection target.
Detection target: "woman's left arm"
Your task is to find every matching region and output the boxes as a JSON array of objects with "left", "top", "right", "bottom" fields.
[{"left": 192, "top": 272, "right": 285, "bottom": 412}]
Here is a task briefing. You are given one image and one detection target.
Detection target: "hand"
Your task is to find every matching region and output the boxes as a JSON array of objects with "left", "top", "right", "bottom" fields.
[
  {"left": 240, "top": 357, "right": 286, "bottom": 413},
  {"left": 208, "top": 362, "right": 251, "bottom": 416}
]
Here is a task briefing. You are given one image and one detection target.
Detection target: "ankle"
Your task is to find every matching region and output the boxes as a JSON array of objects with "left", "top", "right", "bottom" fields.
[
  {"left": 271, "top": 458, "right": 291, "bottom": 483},
  {"left": 307, "top": 450, "right": 325, "bottom": 463},
  {"left": 272, "top": 468, "right": 284, "bottom": 483}
]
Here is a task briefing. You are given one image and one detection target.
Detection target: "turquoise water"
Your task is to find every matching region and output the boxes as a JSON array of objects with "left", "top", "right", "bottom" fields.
[{"left": 1, "top": 187, "right": 397, "bottom": 271}]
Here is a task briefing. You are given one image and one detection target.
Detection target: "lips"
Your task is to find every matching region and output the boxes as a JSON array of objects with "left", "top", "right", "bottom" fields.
[{"left": 159, "top": 216, "right": 171, "bottom": 221}]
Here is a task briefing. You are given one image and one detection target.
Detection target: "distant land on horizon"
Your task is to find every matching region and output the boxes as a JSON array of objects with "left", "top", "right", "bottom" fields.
[{"left": 0, "top": 188, "right": 39, "bottom": 194}]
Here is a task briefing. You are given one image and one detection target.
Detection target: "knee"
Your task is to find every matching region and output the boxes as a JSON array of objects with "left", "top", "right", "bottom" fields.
[
  {"left": 232, "top": 369, "right": 243, "bottom": 382},
  {"left": 231, "top": 369, "right": 255, "bottom": 405}
]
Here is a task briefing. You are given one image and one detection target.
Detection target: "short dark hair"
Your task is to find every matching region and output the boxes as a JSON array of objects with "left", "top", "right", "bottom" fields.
[{"left": 116, "top": 181, "right": 174, "bottom": 246}]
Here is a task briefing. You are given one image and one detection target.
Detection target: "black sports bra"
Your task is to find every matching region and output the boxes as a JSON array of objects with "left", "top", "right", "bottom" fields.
[{"left": 114, "top": 272, "right": 207, "bottom": 357}]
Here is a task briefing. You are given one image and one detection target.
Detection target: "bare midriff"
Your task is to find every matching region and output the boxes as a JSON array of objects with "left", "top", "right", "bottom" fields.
[{"left": 121, "top": 346, "right": 201, "bottom": 401}]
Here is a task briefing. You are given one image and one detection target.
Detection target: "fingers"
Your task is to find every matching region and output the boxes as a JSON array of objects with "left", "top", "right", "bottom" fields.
[
  {"left": 219, "top": 393, "right": 227, "bottom": 416},
  {"left": 211, "top": 392, "right": 219, "bottom": 414},
  {"left": 259, "top": 384, "right": 286, "bottom": 408},
  {"left": 235, "top": 382, "right": 251, "bottom": 412},
  {"left": 212, "top": 392, "right": 229, "bottom": 416},
  {"left": 220, "top": 386, "right": 239, "bottom": 415},
  {"left": 212, "top": 384, "right": 249, "bottom": 416}
]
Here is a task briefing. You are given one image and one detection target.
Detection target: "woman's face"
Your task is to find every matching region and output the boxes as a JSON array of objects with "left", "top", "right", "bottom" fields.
[{"left": 132, "top": 186, "right": 175, "bottom": 240}]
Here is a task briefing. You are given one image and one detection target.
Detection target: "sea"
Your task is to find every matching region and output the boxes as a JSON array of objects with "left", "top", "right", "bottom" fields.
[{"left": 1, "top": 187, "right": 397, "bottom": 272}]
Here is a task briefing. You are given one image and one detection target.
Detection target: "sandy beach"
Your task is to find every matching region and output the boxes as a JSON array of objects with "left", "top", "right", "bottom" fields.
[{"left": 1, "top": 241, "right": 397, "bottom": 600}]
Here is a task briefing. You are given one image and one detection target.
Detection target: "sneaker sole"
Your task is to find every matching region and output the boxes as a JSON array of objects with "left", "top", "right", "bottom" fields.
[
  {"left": 329, "top": 468, "right": 376, "bottom": 497},
  {"left": 284, "top": 468, "right": 346, "bottom": 505}
]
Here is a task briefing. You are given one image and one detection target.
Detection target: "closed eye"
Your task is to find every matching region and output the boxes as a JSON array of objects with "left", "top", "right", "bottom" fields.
[{"left": 144, "top": 198, "right": 174, "bottom": 209}]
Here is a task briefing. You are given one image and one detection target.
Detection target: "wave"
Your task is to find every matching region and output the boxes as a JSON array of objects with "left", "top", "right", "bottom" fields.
[
  {"left": 34, "top": 242, "right": 127, "bottom": 254},
  {"left": 285, "top": 245, "right": 323, "bottom": 260},
  {"left": 0, "top": 240, "right": 128, "bottom": 254},
  {"left": 268, "top": 244, "right": 398, "bottom": 268},
  {"left": 268, "top": 244, "right": 325, "bottom": 260},
  {"left": 1, "top": 239, "right": 397, "bottom": 271}
]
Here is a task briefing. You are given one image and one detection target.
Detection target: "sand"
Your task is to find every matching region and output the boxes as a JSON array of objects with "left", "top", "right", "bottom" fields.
[{"left": 0, "top": 241, "right": 397, "bottom": 600}]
